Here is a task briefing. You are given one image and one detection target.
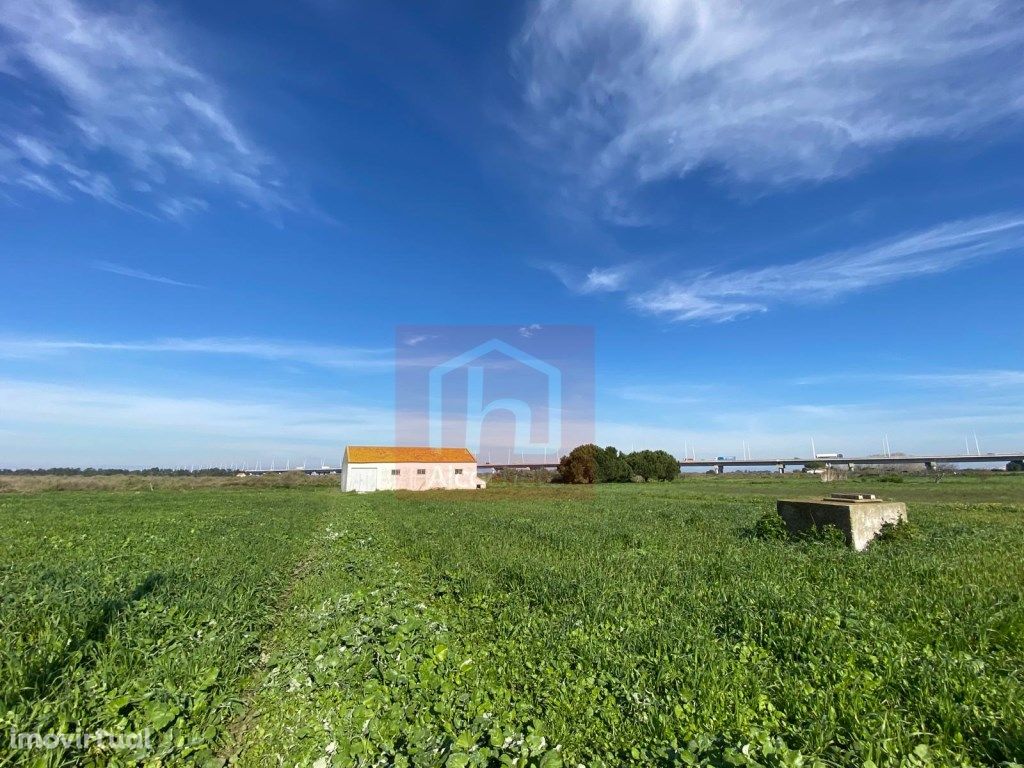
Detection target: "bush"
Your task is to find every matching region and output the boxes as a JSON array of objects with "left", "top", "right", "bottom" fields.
[
  {"left": 876, "top": 519, "right": 917, "bottom": 543},
  {"left": 753, "top": 510, "right": 788, "bottom": 541},
  {"left": 596, "top": 446, "right": 633, "bottom": 482},
  {"left": 557, "top": 445, "right": 598, "bottom": 484},
  {"left": 557, "top": 445, "right": 681, "bottom": 483},
  {"left": 804, "top": 524, "right": 849, "bottom": 546},
  {"left": 1007, "top": 459, "right": 1024, "bottom": 472},
  {"left": 625, "top": 449, "right": 680, "bottom": 482},
  {"left": 491, "top": 468, "right": 557, "bottom": 484}
]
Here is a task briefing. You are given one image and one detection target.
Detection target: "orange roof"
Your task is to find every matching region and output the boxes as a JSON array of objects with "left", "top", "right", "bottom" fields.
[{"left": 345, "top": 446, "right": 476, "bottom": 464}]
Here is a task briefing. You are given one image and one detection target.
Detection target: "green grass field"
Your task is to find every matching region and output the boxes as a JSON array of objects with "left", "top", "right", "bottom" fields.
[{"left": 1, "top": 475, "right": 1022, "bottom": 767}]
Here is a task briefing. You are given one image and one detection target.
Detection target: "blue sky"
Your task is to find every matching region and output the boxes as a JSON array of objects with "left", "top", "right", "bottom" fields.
[{"left": 1, "top": 0, "right": 1023, "bottom": 468}]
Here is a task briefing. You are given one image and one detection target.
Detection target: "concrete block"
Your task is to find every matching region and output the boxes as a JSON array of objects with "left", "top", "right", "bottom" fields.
[{"left": 776, "top": 495, "right": 907, "bottom": 551}]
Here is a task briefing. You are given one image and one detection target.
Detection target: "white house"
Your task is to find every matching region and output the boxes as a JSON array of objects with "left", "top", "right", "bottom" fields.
[{"left": 340, "top": 446, "right": 486, "bottom": 493}]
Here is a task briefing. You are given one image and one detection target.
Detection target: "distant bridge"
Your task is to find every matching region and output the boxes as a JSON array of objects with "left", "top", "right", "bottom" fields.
[
  {"left": 716, "top": 452, "right": 1024, "bottom": 471},
  {"left": 242, "top": 452, "right": 1024, "bottom": 476},
  {"left": 481, "top": 453, "right": 1024, "bottom": 474}
]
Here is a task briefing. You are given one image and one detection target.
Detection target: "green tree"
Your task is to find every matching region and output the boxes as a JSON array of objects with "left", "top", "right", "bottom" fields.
[
  {"left": 596, "top": 445, "right": 632, "bottom": 482},
  {"left": 625, "top": 450, "right": 680, "bottom": 482},
  {"left": 1008, "top": 459, "right": 1024, "bottom": 472},
  {"left": 557, "top": 444, "right": 598, "bottom": 484}
]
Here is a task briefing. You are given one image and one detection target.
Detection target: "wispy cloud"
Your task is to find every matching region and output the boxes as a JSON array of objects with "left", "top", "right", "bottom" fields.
[
  {"left": 158, "top": 197, "right": 210, "bottom": 221},
  {"left": 0, "top": 378, "right": 393, "bottom": 467},
  {"left": 0, "top": 336, "right": 398, "bottom": 372},
  {"left": 629, "top": 214, "right": 1024, "bottom": 322},
  {"left": 0, "top": 0, "right": 286, "bottom": 215},
  {"left": 897, "top": 371, "right": 1024, "bottom": 388},
  {"left": 611, "top": 383, "right": 712, "bottom": 406},
  {"left": 515, "top": 0, "right": 1024, "bottom": 214},
  {"left": 537, "top": 262, "right": 632, "bottom": 294},
  {"left": 797, "top": 369, "right": 1024, "bottom": 389},
  {"left": 598, "top": 390, "right": 1024, "bottom": 459},
  {"left": 1, "top": 372, "right": 1020, "bottom": 466},
  {"left": 92, "top": 261, "right": 202, "bottom": 289},
  {"left": 402, "top": 334, "right": 437, "bottom": 347}
]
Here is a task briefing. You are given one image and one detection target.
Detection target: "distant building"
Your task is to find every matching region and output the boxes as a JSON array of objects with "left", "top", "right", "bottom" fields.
[{"left": 340, "top": 446, "right": 486, "bottom": 493}]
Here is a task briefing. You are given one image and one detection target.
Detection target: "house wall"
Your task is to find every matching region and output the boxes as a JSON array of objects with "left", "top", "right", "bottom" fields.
[{"left": 341, "top": 461, "right": 483, "bottom": 492}]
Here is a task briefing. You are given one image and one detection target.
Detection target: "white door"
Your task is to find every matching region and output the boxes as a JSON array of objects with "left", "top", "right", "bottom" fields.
[{"left": 349, "top": 466, "right": 377, "bottom": 493}]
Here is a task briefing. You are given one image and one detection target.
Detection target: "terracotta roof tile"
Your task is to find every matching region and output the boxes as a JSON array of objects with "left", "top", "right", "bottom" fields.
[{"left": 345, "top": 446, "right": 476, "bottom": 464}]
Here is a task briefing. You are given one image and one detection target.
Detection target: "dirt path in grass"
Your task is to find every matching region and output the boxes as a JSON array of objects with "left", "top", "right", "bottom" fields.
[{"left": 217, "top": 515, "right": 336, "bottom": 763}]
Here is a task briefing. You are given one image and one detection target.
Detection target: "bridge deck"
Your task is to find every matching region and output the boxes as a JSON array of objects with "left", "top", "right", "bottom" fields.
[{"left": 242, "top": 453, "right": 1023, "bottom": 474}]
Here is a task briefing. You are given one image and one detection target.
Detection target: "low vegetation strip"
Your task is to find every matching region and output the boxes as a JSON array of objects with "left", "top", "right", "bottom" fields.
[{"left": 1, "top": 476, "right": 1022, "bottom": 766}]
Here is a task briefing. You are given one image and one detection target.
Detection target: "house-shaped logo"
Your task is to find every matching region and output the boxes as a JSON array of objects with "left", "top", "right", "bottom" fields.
[
  {"left": 428, "top": 338, "right": 561, "bottom": 456},
  {"left": 395, "top": 325, "right": 594, "bottom": 464}
]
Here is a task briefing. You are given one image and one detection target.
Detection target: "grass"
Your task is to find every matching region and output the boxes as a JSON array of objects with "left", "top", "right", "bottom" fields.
[
  {"left": 1, "top": 475, "right": 1022, "bottom": 766},
  {"left": 0, "top": 489, "right": 325, "bottom": 766},
  {"left": 0, "top": 470, "right": 336, "bottom": 493}
]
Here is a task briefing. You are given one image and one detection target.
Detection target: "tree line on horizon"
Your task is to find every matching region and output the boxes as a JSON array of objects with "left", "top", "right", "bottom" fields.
[{"left": 0, "top": 467, "right": 239, "bottom": 477}]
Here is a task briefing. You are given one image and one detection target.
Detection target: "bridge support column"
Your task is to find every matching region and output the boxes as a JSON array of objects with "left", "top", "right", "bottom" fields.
[
  {"left": 924, "top": 461, "right": 935, "bottom": 471},
  {"left": 716, "top": 463, "right": 725, "bottom": 475},
  {"left": 776, "top": 463, "right": 785, "bottom": 474}
]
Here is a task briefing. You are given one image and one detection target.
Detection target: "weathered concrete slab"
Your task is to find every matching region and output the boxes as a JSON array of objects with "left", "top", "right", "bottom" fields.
[
  {"left": 776, "top": 497, "right": 907, "bottom": 551},
  {"left": 826, "top": 493, "right": 878, "bottom": 501}
]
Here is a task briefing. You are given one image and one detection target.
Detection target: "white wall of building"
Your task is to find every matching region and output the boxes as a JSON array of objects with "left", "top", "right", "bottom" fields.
[{"left": 341, "top": 461, "right": 484, "bottom": 492}]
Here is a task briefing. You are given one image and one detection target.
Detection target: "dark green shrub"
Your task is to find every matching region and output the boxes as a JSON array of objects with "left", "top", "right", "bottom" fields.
[
  {"left": 802, "top": 524, "right": 848, "bottom": 546},
  {"left": 596, "top": 446, "right": 633, "bottom": 482},
  {"left": 876, "top": 519, "right": 917, "bottom": 543},
  {"left": 753, "top": 511, "right": 788, "bottom": 541},
  {"left": 625, "top": 449, "right": 680, "bottom": 482},
  {"left": 558, "top": 445, "right": 678, "bottom": 483},
  {"left": 557, "top": 445, "right": 598, "bottom": 484}
]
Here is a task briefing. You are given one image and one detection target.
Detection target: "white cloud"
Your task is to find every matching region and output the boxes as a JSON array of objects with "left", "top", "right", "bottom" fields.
[
  {"left": 16, "top": 170, "right": 65, "bottom": 198},
  {"left": 0, "top": 0, "right": 285, "bottom": 215},
  {"left": 629, "top": 213, "right": 1024, "bottom": 321},
  {"left": 582, "top": 265, "right": 631, "bottom": 292},
  {"left": 0, "top": 335, "right": 399, "bottom": 372},
  {"left": 611, "top": 383, "right": 711, "bottom": 406},
  {"left": 13, "top": 134, "right": 55, "bottom": 165},
  {"left": 402, "top": 334, "right": 437, "bottom": 347},
  {"left": 797, "top": 369, "right": 1024, "bottom": 389},
  {"left": 598, "top": 398, "right": 1024, "bottom": 460},
  {"left": 157, "top": 196, "right": 209, "bottom": 220},
  {"left": 537, "top": 261, "right": 632, "bottom": 294},
  {"left": 897, "top": 371, "right": 1024, "bottom": 388},
  {"left": 631, "top": 289, "right": 765, "bottom": 323},
  {"left": 0, "top": 378, "right": 392, "bottom": 467},
  {"left": 1, "top": 371, "right": 1021, "bottom": 467},
  {"left": 92, "top": 261, "right": 203, "bottom": 289},
  {"left": 515, "top": 0, "right": 1024, "bottom": 209}
]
